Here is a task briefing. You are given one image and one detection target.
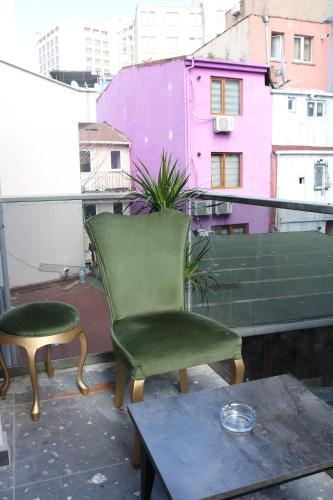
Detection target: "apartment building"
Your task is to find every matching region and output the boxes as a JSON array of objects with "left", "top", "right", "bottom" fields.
[
  {"left": 195, "top": 15, "right": 331, "bottom": 90},
  {"left": 225, "top": 0, "right": 331, "bottom": 29},
  {"left": 272, "top": 89, "right": 333, "bottom": 233},
  {"left": 97, "top": 57, "right": 272, "bottom": 234},
  {"left": 36, "top": 17, "right": 130, "bottom": 77},
  {"left": 133, "top": 1, "right": 236, "bottom": 64}
]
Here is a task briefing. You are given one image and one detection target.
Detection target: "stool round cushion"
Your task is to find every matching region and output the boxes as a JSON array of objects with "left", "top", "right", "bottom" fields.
[{"left": 0, "top": 302, "right": 80, "bottom": 337}]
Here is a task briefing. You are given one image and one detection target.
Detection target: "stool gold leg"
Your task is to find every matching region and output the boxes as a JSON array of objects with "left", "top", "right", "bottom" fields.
[
  {"left": 77, "top": 331, "right": 89, "bottom": 396},
  {"left": 179, "top": 368, "right": 188, "bottom": 393},
  {"left": 0, "top": 348, "right": 10, "bottom": 398},
  {"left": 26, "top": 347, "right": 40, "bottom": 421},
  {"left": 114, "top": 359, "right": 126, "bottom": 409},
  {"left": 232, "top": 358, "right": 245, "bottom": 384},
  {"left": 45, "top": 345, "right": 54, "bottom": 378}
]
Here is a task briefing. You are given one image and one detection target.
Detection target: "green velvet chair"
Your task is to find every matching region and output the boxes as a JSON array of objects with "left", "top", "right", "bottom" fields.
[{"left": 85, "top": 209, "right": 244, "bottom": 415}]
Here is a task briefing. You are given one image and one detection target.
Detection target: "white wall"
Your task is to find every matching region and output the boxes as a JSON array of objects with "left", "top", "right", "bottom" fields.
[
  {"left": 0, "top": 60, "right": 97, "bottom": 287},
  {"left": 276, "top": 152, "right": 333, "bottom": 231},
  {"left": 194, "top": 15, "right": 250, "bottom": 60},
  {"left": 272, "top": 90, "right": 333, "bottom": 147}
]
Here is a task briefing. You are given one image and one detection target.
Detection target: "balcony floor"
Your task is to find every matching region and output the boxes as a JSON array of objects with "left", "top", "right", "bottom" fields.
[{"left": 0, "top": 362, "right": 333, "bottom": 499}]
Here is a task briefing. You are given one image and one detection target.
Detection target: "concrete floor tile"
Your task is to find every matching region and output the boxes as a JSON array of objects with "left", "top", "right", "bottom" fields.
[{"left": 14, "top": 392, "right": 133, "bottom": 487}]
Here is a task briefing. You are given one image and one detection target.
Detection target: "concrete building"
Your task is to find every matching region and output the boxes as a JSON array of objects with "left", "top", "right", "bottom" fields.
[
  {"left": 195, "top": 15, "right": 331, "bottom": 90},
  {"left": 0, "top": 59, "right": 97, "bottom": 287},
  {"left": 36, "top": 17, "right": 130, "bottom": 78},
  {"left": 133, "top": 1, "right": 236, "bottom": 64},
  {"left": 272, "top": 88, "right": 333, "bottom": 232},
  {"left": 97, "top": 56, "right": 272, "bottom": 234},
  {"left": 79, "top": 121, "right": 131, "bottom": 209},
  {"left": 224, "top": 0, "right": 331, "bottom": 29}
]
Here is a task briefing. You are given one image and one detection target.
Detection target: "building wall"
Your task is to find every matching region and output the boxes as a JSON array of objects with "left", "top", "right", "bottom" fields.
[
  {"left": 80, "top": 143, "right": 131, "bottom": 191},
  {"left": 97, "top": 59, "right": 188, "bottom": 177},
  {"left": 0, "top": 60, "right": 97, "bottom": 287},
  {"left": 196, "top": 15, "right": 331, "bottom": 90},
  {"left": 226, "top": 0, "right": 331, "bottom": 28},
  {"left": 195, "top": 16, "right": 251, "bottom": 60},
  {"left": 272, "top": 90, "right": 333, "bottom": 146},
  {"left": 275, "top": 152, "right": 333, "bottom": 232},
  {"left": 134, "top": 4, "right": 204, "bottom": 63},
  {"left": 250, "top": 16, "right": 331, "bottom": 90},
  {"left": 186, "top": 59, "right": 272, "bottom": 232}
]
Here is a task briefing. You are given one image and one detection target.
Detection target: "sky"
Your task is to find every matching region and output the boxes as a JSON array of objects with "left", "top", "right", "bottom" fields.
[{"left": 15, "top": 0, "right": 192, "bottom": 44}]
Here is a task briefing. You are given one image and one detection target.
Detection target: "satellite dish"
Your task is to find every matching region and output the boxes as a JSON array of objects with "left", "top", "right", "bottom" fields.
[{"left": 71, "top": 80, "right": 79, "bottom": 88}]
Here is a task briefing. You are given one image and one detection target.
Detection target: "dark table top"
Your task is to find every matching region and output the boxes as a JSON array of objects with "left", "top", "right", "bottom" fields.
[{"left": 128, "top": 375, "right": 333, "bottom": 500}]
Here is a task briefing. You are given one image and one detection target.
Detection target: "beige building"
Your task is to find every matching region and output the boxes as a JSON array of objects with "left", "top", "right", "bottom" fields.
[
  {"left": 225, "top": 0, "right": 331, "bottom": 29},
  {"left": 79, "top": 122, "right": 131, "bottom": 216}
]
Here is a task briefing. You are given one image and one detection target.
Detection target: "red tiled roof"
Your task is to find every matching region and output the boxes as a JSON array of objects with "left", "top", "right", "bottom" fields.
[{"left": 79, "top": 122, "right": 130, "bottom": 144}]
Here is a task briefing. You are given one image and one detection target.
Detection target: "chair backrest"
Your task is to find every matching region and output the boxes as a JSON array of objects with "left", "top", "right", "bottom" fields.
[{"left": 85, "top": 209, "right": 191, "bottom": 321}]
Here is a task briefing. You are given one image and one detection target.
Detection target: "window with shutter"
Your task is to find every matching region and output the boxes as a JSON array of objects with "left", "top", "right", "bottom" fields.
[
  {"left": 211, "top": 78, "right": 241, "bottom": 115},
  {"left": 80, "top": 150, "right": 91, "bottom": 172},
  {"left": 211, "top": 154, "right": 241, "bottom": 188}
]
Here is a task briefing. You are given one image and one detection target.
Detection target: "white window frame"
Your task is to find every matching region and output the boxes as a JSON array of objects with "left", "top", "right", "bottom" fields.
[
  {"left": 287, "top": 96, "right": 296, "bottom": 112},
  {"left": 314, "top": 160, "right": 330, "bottom": 190},
  {"left": 111, "top": 150, "right": 122, "bottom": 171},
  {"left": 166, "top": 12, "right": 178, "bottom": 26},
  {"left": 141, "top": 10, "right": 155, "bottom": 25},
  {"left": 166, "top": 37, "right": 178, "bottom": 53},
  {"left": 294, "top": 35, "right": 312, "bottom": 63},
  {"left": 80, "top": 150, "right": 91, "bottom": 173},
  {"left": 307, "top": 100, "right": 326, "bottom": 117},
  {"left": 271, "top": 33, "right": 282, "bottom": 61},
  {"left": 141, "top": 36, "right": 156, "bottom": 53}
]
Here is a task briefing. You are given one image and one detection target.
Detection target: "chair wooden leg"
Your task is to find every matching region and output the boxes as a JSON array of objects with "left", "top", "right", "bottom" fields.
[
  {"left": 0, "top": 348, "right": 10, "bottom": 398},
  {"left": 179, "top": 368, "right": 188, "bottom": 393},
  {"left": 26, "top": 347, "right": 40, "bottom": 421},
  {"left": 113, "top": 359, "right": 127, "bottom": 409},
  {"left": 76, "top": 331, "right": 89, "bottom": 396},
  {"left": 231, "top": 358, "right": 245, "bottom": 384},
  {"left": 131, "top": 379, "right": 145, "bottom": 468},
  {"left": 45, "top": 345, "right": 54, "bottom": 378}
]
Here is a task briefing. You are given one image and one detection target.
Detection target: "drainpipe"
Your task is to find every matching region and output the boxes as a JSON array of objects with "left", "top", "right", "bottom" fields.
[
  {"left": 184, "top": 57, "right": 195, "bottom": 311},
  {"left": 262, "top": 15, "right": 270, "bottom": 64}
]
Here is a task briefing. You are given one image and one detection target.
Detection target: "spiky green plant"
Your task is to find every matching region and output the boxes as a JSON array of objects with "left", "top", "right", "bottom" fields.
[
  {"left": 185, "top": 238, "right": 221, "bottom": 309},
  {"left": 126, "top": 152, "right": 199, "bottom": 212}
]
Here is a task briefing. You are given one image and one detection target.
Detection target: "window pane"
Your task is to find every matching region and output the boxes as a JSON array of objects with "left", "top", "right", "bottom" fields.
[
  {"left": 211, "top": 80, "right": 222, "bottom": 113},
  {"left": 303, "top": 37, "right": 312, "bottom": 62},
  {"left": 211, "top": 156, "right": 221, "bottom": 187},
  {"left": 113, "top": 202, "right": 123, "bottom": 215},
  {"left": 307, "top": 102, "right": 315, "bottom": 117},
  {"left": 80, "top": 151, "right": 91, "bottom": 172},
  {"left": 225, "top": 154, "right": 240, "bottom": 188},
  {"left": 294, "top": 37, "right": 301, "bottom": 60},
  {"left": 225, "top": 79, "right": 240, "bottom": 115},
  {"left": 288, "top": 97, "right": 295, "bottom": 111},
  {"left": 233, "top": 226, "right": 246, "bottom": 234},
  {"left": 111, "top": 151, "right": 121, "bottom": 170},
  {"left": 314, "top": 164, "right": 323, "bottom": 188},
  {"left": 271, "top": 35, "right": 281, "bottom": 59},
  {"left": 317, "top": 102, "right": 324, "bottom": 117}
]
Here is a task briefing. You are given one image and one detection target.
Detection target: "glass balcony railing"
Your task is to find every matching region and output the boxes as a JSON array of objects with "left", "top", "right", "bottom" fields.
[{"left": 1, "top": 191, "right": 333, "bottom": 386}]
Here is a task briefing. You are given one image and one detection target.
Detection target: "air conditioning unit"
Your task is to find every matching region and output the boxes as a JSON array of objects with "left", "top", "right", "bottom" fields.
[
  {"left": 193, "top": 201, "right": 213, "bottom": 216},
  {"left": 231, "top": 1, "right": 241, "bottom": 16},
  {"left": 213, "top": 116, "right": 234, "bottom": 133},
  {"left": 214, "top": 202, "right": 233, "bottom": 215}
]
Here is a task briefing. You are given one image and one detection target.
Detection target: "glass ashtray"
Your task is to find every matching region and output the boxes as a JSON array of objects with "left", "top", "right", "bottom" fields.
[{"left": 220, "top": 403, "right": 256, "bottom": 433}]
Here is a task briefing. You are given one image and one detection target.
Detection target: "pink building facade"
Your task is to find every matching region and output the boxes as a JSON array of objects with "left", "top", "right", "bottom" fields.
[
  {"left": 97, "top": 57, "right": 272, "bottom": 233},
  {"left": 195, "top": 16, "right": 331, "bottom": 91}
]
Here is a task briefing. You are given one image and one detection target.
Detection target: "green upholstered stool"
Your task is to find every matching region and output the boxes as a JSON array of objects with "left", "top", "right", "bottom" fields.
[
  {"left": 0, "top": 301, "right": 89, "bottom": 421},
  {"left": 86, "top": 209, "right": 244, "bottom": 465}
]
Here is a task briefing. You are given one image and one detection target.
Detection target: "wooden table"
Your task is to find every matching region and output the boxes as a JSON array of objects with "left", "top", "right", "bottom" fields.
[{"left": 128, "top": 375, "right": 333, "bottom": 500}]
